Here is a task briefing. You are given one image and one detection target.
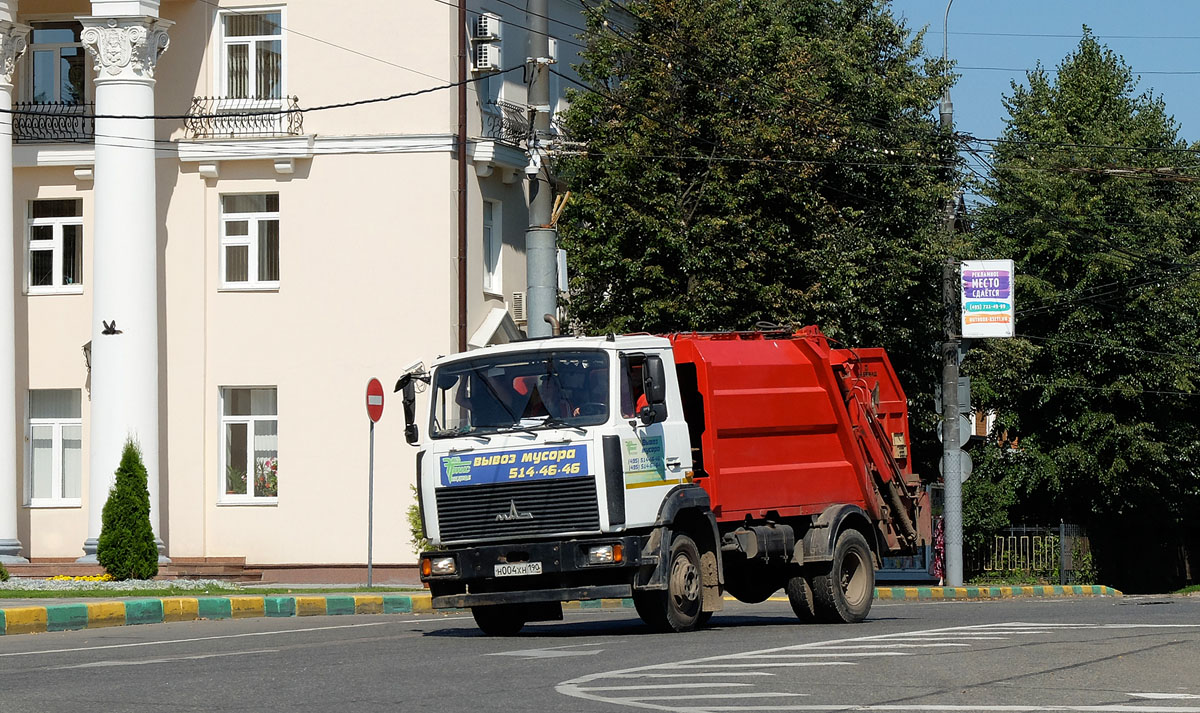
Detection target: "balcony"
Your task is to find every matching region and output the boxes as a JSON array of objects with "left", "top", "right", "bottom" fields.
[
  {"left": 12, "top": 102, "right": 95, "bottom": 144},
  {"left": 483, "top": 99, "right": 530, "bottom": 148},
  {"left": 184, "top": 96, "right": 304, "bottom": 139}
]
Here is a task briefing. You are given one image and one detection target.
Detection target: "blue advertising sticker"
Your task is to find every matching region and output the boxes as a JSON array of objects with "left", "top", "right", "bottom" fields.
[{"left": 440, "top": 445, "right": 590, "bottom": 487}]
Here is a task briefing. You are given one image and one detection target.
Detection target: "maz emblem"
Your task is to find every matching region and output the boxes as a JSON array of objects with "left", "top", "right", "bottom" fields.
[{"left": 496, "top": 499, "right": 534, "bottom": 522}]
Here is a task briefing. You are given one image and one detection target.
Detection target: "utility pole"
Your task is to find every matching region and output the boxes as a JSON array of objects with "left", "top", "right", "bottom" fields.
[
  {"left": 939, "top": 0, "right": 964, "bottom": 588},
  {"left": 525, "top": 0, "right": 557, "bottom": 338}
]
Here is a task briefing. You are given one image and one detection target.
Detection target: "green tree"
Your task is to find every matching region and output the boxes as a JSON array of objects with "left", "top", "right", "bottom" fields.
[
  {"left": 968, "top": 29, "right": 1200, "bottom": 590},
  {"left": 557, "top": 0, "right": 959, "bottom": 462},
  {"left": 97, "top": 440, "right": 159, "bottom": 580}
]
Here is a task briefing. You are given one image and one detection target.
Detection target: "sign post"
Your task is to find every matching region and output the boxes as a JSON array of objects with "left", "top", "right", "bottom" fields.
[{"left": 365, "top": 378, "right": 385, "bottom": 587}]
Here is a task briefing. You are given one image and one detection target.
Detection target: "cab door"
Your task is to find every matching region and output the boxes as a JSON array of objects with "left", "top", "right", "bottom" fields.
[{"left": 611, "top": 349, "right": 693, "bottom": 528}]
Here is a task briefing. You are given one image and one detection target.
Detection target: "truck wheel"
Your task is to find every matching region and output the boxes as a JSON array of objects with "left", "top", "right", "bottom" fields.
[
  {"left": 784, "top": 571, "right": 817, "bottom": 623},
  {"left": 471, "top": 605, "right": 526, "bottom": 636},
  {"left": 811, "top": 529, "right": 874, "bottom": 624},
  {"left": 634, "top": 535, "right": 703, "bottom": 632}
]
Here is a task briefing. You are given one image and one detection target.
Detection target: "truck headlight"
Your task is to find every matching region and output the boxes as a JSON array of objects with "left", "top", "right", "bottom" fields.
[
  {"left": 586, "top": 544, "right": 623, "bottom": 565},
  {"left": 423, "top": 556, "right": 456, "bottom": 576}
]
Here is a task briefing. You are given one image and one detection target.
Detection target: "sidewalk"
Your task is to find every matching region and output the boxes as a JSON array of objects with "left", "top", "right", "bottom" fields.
[{"left": 0, "top": 584, "right": 1122, "bottom": 637}]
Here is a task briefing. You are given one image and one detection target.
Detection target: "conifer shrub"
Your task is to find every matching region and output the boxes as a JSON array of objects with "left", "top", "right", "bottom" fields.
[
  {"left": 0, "top": 560, "right": 9, "bottom": 581},
  {"left": 97, "top": 440, "right": 159, "bottom": 580}
]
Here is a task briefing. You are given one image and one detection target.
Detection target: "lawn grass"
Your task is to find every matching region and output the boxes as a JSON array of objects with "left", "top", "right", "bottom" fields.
[
  {"left": 0, "top": 585, "right": 425, "bottom": 600},
  {"left": 1176, "top": 584, "right": 1200, "bottom": 595}
]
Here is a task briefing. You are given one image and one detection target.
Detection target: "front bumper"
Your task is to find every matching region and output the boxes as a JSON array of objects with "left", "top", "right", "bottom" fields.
[{"left": 421, "top": 535, "right": 650, "bottom": 609}]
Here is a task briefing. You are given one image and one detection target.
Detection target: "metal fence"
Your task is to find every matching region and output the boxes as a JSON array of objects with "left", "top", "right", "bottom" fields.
[
  {"left": 969, "top": 524, "right": 1091, "bottom": 585},
  {"left": 184, "top": 96, "right": 303, "bottom": 139},
  {"left": 483, "top": 99, "right": 530, "bottom": 147},
  {"left": 12, "top": 102, "right": 95, "bottom": 143}
]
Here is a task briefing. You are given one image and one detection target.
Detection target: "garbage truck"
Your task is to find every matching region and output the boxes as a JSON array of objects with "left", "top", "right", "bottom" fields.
[{"left": 396, "top": 326, "right": 930, "bottom": 635}]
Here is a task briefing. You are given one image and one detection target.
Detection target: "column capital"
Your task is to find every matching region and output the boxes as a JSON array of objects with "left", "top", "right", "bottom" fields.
[
  {"left": 80, "top": 15, "right": 172, "bottom": 82},
  {"left": 0, "top": 20, "right": 29, "bottom": 88}
]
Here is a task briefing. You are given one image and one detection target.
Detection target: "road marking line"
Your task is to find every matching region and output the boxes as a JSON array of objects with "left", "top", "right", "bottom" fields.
[
  {"left": 51, "top": 648, "right": 280, "bottom": 669},
  {"left": 0, "top": 615, "right": 473, "bottom": 658},
  {"left": 618, "top": 693, "right": 809, "bottom": 701},
  {"left": 805, "top": 644, "right": 969, "bottom": 649},
  {"left": 673, "top": 662, "right": 858, "bottom": 668},
  {"left": 1129, "top": 694, "right": 1200, "bottom": 700},
  {"left": 738, "top": 652, "right": 909, "bottom": 658},
  {"left": 577, "top": 683, "right": 756, "bottom": 691},
  {"left": 691, "top": 700, "right": 1200, "bottom": 705},
  {"left": 614, "top": 673, "right": 777, "bottom": 678}
]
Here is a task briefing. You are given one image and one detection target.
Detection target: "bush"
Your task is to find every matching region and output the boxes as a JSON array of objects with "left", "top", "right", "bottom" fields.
[
  {"left": 97, "top": 440, "right": 159, "bottom": 580},
  {"left": 407, "top": 484, "right": 432, "bottom": 553},
  {"left": 0, "top": 560, "right": 9, "bottom": 582}
]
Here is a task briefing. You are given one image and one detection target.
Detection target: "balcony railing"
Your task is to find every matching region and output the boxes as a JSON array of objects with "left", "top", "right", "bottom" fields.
[
  {"left": 184, "top": 96, "right": 304, "bottom": 139},
  {"left": 483, "top": 99, "right": 530, "bottom": 147},
  {"left": 12, "top": 102, "right": 95, "bottom": 144}
]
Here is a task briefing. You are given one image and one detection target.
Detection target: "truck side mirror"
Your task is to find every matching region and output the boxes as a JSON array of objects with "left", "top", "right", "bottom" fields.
[
  {"left": 640, "top": 355, "right": 669, "bottom": 425},
  {"left": 397, "top": 376, "right": 419, "bottom": 445}
]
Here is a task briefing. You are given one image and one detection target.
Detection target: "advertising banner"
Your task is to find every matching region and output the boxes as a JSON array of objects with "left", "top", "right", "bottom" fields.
[
  {"left": 961, "top": 259, "right": 1015, "bottom": 338},
  {"left": 440, "top": 445, "right": 589, "bottom": 487}
]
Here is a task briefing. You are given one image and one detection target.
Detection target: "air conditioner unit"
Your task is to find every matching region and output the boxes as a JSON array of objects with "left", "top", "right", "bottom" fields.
[
  {"left": 475, "top": 13, "right": 502, "bottom": 41},
  {"left": 473, "top": 42, "right": 502, "bottom": 72},
  {"left": 509, "top": 291, "right": 527, "bottom": 324}
]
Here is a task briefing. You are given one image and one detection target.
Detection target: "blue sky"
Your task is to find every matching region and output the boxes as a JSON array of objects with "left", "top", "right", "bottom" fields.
[{"left": 889, "top": 0, "right": 1200, "bottom": 144}]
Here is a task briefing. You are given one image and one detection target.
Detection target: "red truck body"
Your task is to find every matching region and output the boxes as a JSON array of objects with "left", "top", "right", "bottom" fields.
[{"left": 670, "top": 326, "right": 926, "bottom": 552}]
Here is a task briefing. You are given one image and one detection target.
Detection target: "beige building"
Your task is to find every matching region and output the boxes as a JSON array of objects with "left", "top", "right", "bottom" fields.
[{"left": 0, "top": 0, "right": 583, "bottom": 576}]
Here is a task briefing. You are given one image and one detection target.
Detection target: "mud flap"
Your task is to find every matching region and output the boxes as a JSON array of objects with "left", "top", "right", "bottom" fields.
[{"left": 700, "top": 549, "right": 723, "bottom": 612}]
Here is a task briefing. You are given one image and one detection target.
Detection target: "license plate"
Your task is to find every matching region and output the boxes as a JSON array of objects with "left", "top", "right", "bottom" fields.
[{"left": 495, "top": 562, "right": 542, "bottom": 577}]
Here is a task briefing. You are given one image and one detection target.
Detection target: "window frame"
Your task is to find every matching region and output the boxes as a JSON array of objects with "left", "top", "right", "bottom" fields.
[
  {"left": 26, "top": 199, "right": 84, "bottom": 296},
  {"left": 482, "top": 199, "right": 503, "bottom": 296},
  {"left": 219, "top": 192, "right": 280, "bottom": 291},
  {"left": 218, "top": 386, "right": 279, "bottom": 505},
  {"left": 25, "top": 389, "right": 83, "bottom": 508},
  {"left": 216, "top": 6, "right": 287, "bottom": 104},
  {"left": 22, "top": 20, "right": 91, "bottom": 105}
]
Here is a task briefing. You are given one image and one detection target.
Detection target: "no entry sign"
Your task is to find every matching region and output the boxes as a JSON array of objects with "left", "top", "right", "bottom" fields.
[{"left": 366, "top": 377, "right": 385, "bottom": 422}]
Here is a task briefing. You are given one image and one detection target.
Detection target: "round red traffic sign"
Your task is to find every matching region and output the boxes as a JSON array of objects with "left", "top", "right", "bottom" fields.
[{"left": 366, "top": 377, "right": 385, "bottom": 422}]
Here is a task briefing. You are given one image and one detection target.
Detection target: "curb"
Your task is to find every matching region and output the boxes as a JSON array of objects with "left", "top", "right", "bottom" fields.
[
  {"left": 874, "top": 584, "right": 1122, "bottom": 600},
  {"left": 0, "top": 585, "right": 1121, "bottom": 637},
  {"left": 0, "top": 593, "right": 434, "bottom": 637}
]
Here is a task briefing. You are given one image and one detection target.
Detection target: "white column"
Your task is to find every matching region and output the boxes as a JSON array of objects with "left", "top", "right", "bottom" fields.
[
  {"left": 0, "top": 16, "right": 28, "bottom": 564},
  {"left": 77, "top": 12, "right": 171, "bottom": 561}
]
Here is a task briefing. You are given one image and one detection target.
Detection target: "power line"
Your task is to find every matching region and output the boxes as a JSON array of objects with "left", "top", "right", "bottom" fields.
[
  {"left": 960, "top": 65, "right": 1200, "bottom": 75},
  {"left": 0, "top": 67, "right": 521, "bottom": 121},
  {"left": 1016, "top": 334, "right": 1200, "bottom": 363}
]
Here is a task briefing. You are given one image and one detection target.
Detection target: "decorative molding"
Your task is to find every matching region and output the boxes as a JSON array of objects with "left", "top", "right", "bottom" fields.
[
  {"left": 0, "top": 20, "right": 29, "bottom": 87},
  {"left": 197, "top": 163, "right": 218, "bottom": 179},
  {"left": 14, "top": 144, "right": 97, "bottom": 168},
  {"left": 73, "top": 167, "right": 95, "bottom": 181},
  {"left": 176, "top": 135, "right": 315, "bottom": 163},
  {"left": 80, "top": 16, "right": 172, "bottom": 82},
  {"left": 273, "top": 158, "right": 294, "bottom": 175}
]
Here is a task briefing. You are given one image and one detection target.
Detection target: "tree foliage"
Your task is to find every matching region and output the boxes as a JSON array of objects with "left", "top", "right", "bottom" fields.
[
  {"left": 557, "top": 0, "right": 958, "bottom": 463},
  {"left": 967, "top": 30, "right": 1200, "bottom": 590},
  {"left": 97, "top": 440, "right": 159, "bottom": 581}
]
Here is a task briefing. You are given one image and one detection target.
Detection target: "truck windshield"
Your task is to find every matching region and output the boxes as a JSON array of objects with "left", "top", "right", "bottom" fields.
[{"left": 429, "top": 350, "right": 610, "bottom": 438}]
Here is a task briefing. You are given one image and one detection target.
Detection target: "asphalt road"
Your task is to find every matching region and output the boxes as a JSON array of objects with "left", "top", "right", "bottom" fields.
[{"left": 2, "top": 594, "right": 1197, "bottom": 713}]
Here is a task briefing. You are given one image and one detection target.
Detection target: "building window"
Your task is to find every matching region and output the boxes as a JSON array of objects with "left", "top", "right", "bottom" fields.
[
  {"left": 483, "top": 200, "right": 502, "bottom": 294},
  {"left": 25, "top": 22, "right": 88, "bottom": 104},
  {"left": 220, "top": 387, "right": 278, "bottom": 501},
  {"left": 220, "top": 10, "right": 283, "bottom": 100},
  {"left": 27, "top": 199, "right": 83, "bottom": 294},
  {"left": 27, "top": 389, "right": 83, "bottom": 507},
  {"left": 220, "top": 194, "right": 279, "bottom": 289}
]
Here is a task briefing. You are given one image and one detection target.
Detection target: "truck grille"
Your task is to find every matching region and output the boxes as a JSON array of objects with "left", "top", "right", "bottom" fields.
[{"left": 436, "top": 476, "right": 600, "bottom": 542}]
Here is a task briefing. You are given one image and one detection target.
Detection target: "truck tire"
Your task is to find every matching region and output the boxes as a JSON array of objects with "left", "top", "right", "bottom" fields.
[
  {"left": 811, "top": 529, "right": 874, "bottom": 624},
  {"left": 634, "top": 535, "right": 704, "bottom": 632},
  {"left": 784, "top": 571, "right": 817, "bottom": 623},
  {"left": 471, "top": 605, "right": 526, "bottom": 636}
]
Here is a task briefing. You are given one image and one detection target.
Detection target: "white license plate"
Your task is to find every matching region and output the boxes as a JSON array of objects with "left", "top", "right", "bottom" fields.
[{"left": 495, "top": 562, "right": 542, "bottom": 577}]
